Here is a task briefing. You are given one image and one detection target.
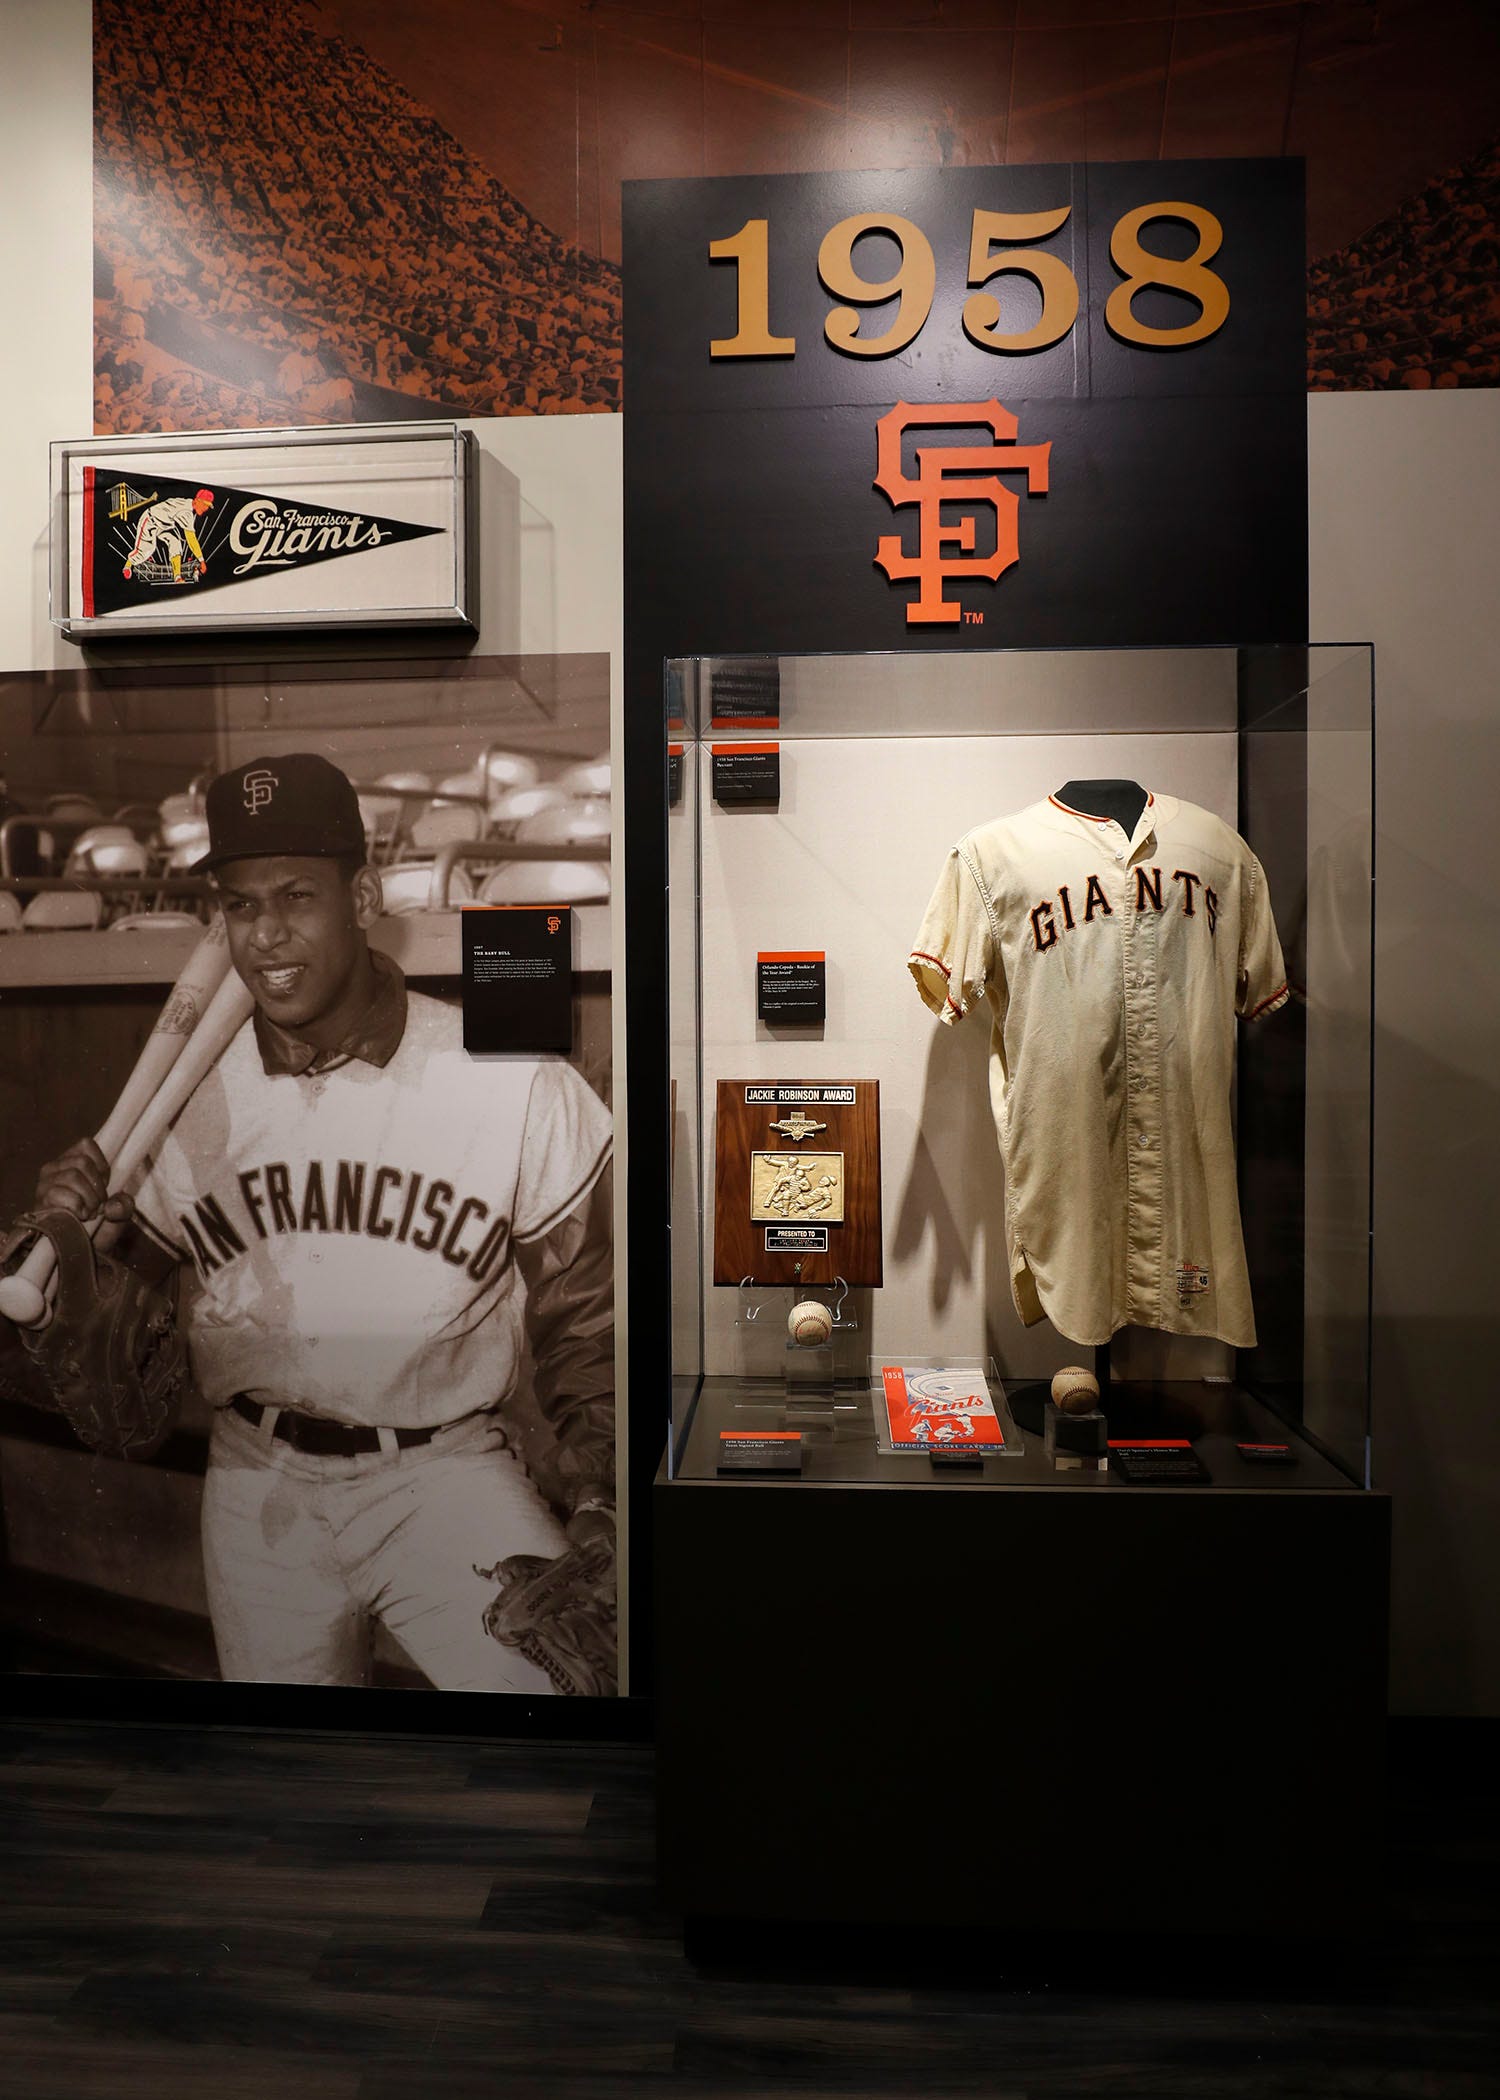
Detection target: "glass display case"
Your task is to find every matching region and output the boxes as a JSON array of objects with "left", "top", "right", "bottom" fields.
[{"left": 666, "top": 642, "right": 1374, "bottom": 1497}]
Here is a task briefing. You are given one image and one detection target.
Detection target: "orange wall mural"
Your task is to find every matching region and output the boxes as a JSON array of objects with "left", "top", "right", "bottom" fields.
[{"left": 93, "top": 0, "right": 1500, "bottom": 434}]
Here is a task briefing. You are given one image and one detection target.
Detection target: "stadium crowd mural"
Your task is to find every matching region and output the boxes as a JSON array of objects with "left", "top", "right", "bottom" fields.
[
  {"left": 1307, "top": 137, "right": 1500, "bottom": 392},
  {"left": 93, "top": 0, "right": 1500, "bottom": 436},
  {"left": 93, "top": 0, "right": 621, "bottom": 432}
]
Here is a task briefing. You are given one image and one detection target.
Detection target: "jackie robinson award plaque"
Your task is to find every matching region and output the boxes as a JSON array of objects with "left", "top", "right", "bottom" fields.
[{"left": 713, "top": 1080, "right": 882, "bottom": 1287}]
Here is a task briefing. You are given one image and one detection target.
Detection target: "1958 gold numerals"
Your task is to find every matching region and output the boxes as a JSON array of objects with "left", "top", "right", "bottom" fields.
[{"left": 709, "top": 203, "right": 1229, "bottom": 361}]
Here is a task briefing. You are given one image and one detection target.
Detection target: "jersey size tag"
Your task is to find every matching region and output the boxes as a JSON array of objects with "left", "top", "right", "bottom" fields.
[{"left": 1175, "top": 1260, "right": 1211, "bottom": 1306}]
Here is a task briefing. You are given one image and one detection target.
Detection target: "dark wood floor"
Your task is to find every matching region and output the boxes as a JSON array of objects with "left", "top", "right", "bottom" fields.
[{"left": 0, "top": 1717, "right": 1495, "bottom": 2099}]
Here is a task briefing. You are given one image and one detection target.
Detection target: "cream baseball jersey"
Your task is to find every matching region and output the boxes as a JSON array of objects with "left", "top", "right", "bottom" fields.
[
  {"left": 132, "top": 991, "right": 612, "bottom": 1428},
  {"left": 909, "top": 791, "right": 1288, "bottom": 1349}
]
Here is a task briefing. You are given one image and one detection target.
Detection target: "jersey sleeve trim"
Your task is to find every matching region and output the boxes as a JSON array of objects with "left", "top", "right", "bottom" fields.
[
  {"left": 908, "top": 950, "right": 965, "bottom": 1023},
  {"left": 511, "top": 1132, "right": 612, "bottom": 1246},
  {"left": 1244, "top": 982, "right": 1291, "bottom": 1021}
]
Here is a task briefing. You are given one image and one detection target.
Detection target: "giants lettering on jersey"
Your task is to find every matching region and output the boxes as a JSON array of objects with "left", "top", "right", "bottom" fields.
[
  {"left": 172, "top": 1160, "right": 508, "bottom": 1284},
  {"left": 1029, "top": 864, "right": 1219, "bottom": 953}
]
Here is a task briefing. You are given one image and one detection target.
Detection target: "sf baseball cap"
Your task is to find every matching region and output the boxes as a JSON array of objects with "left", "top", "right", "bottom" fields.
[{"left": 197, "top": 753, "right": 365, "bottom": 871}]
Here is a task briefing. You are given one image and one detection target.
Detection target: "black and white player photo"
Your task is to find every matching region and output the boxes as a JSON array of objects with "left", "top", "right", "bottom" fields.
[{"left": 0, "top": 656, "right": 617, "bottom": 1697}]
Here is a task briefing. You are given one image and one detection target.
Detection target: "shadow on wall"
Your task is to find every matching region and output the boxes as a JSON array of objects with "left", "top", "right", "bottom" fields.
[{"left": 893, "top": 1008, "right": 1013, "bottom": 1355}]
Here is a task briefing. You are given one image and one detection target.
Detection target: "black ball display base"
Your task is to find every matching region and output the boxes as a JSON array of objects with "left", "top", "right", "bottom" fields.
[{"left": 1006, "top": 1380, "right": 1051, "bottom": 1435}]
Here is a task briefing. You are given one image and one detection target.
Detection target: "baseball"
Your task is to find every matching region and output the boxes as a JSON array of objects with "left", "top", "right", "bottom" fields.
[
  {"left": 788, "top": 1299, "right": 833, "bottom": 1348},
  {"left": 1050, "top": 1365, "right": 1100, "bottom": 1415}
]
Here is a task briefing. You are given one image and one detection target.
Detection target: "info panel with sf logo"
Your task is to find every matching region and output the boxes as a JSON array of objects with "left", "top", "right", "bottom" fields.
[{"left": 623, "top": 159, "right": 1308, "bottom": 662}]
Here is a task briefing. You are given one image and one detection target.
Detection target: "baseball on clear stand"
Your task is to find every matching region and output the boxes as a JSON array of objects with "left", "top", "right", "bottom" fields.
[
  {"left": 1050, "top": 1365, "right": 1100, "bottom": 1414},
  {"left": 788, "top": 1299, "right": 834, "bottom": 1348}
]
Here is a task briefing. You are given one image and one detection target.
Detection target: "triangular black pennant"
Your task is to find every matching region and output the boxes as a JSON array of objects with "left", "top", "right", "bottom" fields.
[{"left": 81, "top": 466, "right": 443, "bottom": 618}]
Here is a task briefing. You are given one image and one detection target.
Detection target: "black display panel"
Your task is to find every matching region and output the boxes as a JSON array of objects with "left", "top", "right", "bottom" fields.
[{"left": 624, "top": 159, "right": 1308, "bottom": 671}]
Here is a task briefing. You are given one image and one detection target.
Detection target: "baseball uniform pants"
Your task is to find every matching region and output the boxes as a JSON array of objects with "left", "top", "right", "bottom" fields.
[
  {"left": 128, "top": 525, "right": 182, "bottom": 567},
  {"left": 202, "top": 1403, "right": 567, "bottom": 1692}
]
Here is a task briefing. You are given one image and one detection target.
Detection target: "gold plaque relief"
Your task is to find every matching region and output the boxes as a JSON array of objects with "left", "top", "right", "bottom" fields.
[{"left": 749, "top": 1151, "right": 845, "bottom": 1224}]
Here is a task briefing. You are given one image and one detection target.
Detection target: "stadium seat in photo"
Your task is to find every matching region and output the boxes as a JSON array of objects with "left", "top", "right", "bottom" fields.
[
  {"left": 477, "top": 860, "right": 610, "bottom": 906},
  {"left": 21, "top": 891, "right": 105, "bottom": 932},
  {"left": 110, "top": 912, "right": 205, "bottom": 932},
  {"left": 379, "top": 863, "right": 476, "bottom": 915}
]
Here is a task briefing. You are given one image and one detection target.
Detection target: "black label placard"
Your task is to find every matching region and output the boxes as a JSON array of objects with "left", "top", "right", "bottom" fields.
[
  {"left": 1237, "top": 1441, "right": 1296, "bottom": 1465},
  {"left": 624, "top": 160, "right": 1308, "bottom": 663},
  {"left": 717, "top": 1431, "right": 804, "bottom": 1476},
  {"left": 709, "top": 656, "right": 781, "bottom": 727},
  {"left": 668, "top": 744, "right": 684, "bottom": 806},
  {"left": 765, "top": 1225, "right": 828, "bottom": 1253},
  {"left": 757, "top": 952, "right": 825, "bottom": 1023},
  {"left": 462, "top": 907, "right": 572, "bottom": 1055},
  {"left": 746, "top": 1085, "right": 856, "bottom": 1105},
  {"left": 712, "top": 744, "right": 780, "bottom": 805},
  {"left": 1109, "top": 1442, "right": 1210, "bottom": 1484}
]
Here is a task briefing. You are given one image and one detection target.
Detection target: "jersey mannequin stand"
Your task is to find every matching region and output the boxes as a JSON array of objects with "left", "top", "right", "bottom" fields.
[{"left": 1053, "top": 777, "right": 1148, "bottom": 832}]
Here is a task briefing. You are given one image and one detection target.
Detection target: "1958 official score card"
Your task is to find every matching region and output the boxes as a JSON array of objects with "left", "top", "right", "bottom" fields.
[{"left": 878, "top": 1365, "right": 1007, "bottom": 1452}]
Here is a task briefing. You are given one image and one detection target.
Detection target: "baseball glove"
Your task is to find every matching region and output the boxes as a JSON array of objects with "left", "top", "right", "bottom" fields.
[
  {"left": 477, "top": 1532, "right": 617, "bottom": 1697},
  {"left": 0, "top": 1210, "right": 187, "bottom": 1458}
]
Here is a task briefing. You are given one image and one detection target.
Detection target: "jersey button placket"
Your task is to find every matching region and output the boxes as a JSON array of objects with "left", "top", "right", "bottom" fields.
[{"left": 1121, "top": 842, "right": 1163, "bottom": 1325}]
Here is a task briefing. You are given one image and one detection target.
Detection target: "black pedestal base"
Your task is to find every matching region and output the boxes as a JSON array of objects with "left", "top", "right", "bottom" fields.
[{"left": 656, "top": 1438, "right": 1389, "bottom": 1937}]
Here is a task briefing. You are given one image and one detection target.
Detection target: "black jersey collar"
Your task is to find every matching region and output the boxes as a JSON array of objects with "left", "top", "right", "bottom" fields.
[{"left": 253, "top": 949, "right": 408, "bottom": 1077}]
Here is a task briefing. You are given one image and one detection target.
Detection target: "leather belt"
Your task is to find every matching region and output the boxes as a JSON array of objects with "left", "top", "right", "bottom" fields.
[{"left": 229, "top": 1392, "right": 439, "bottom": 1457}]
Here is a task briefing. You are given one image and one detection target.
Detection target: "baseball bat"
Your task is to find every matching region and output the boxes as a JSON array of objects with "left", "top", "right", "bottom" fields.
[
  {"left": 106, "top": 967, "right": 255, "bottom": 1187},
  {"left": 0, "top": 921, "right": 243, "bottom": 1329}
]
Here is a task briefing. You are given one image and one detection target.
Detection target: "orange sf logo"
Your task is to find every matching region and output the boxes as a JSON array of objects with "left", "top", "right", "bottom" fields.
[
  {"left": 546, "top": 914, "right": 562, "bottom": 935},
  {"left": 874, "top": 400, "right": 1050, "bottom": 626}
]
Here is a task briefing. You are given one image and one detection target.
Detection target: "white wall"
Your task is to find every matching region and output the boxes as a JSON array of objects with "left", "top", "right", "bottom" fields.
[
  {"left": 1311, "top": 389, "right": 1500, "bottom": 1716},
  {"left": 0, "top": 0, "right": 94, "bottom": 671}
]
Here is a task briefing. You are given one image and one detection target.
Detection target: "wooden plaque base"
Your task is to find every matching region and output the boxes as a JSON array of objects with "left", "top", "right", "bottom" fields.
[{"left": 713, "top": 1079, "right": 881, "bottom": 1287}]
